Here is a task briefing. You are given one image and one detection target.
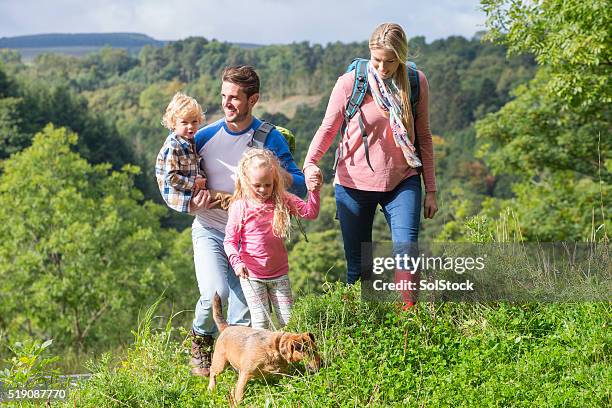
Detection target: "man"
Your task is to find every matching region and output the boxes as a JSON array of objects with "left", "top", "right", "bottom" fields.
[{"left": 188, "top": 65, "right": 307, "bottom": 376}]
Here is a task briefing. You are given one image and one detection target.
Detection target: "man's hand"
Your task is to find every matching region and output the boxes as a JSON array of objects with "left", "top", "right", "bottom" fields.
[
  {"left": 304, "top": 165, "right": 322, "bottom": 191},
  {"left": 189, "top": 189, "right": 221, "bottom": 212},
  {"left": 423, "top": 191, "right": 438, "bottom": 219},
  {"left": 235, "top": 265, "right": 249, "bottom": 279}
]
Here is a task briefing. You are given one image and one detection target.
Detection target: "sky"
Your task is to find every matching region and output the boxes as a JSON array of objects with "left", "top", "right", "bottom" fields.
[{"left": 0, "top": 0, "right": 487, "bottom": 45}]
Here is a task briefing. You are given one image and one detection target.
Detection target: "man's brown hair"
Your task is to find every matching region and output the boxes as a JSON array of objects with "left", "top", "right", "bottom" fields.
[{"left": 221, "top": 65, "right": 260, "bottom": 98}]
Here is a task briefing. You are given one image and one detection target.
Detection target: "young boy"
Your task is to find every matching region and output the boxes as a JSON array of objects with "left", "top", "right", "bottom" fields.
[{"left": 156, "top": 92, "right": 231, "bottom": 212}]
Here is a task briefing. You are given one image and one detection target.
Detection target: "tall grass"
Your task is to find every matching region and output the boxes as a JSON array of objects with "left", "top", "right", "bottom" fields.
[{"left": 40, "top": 284, "right": 609, "bottom": 407}]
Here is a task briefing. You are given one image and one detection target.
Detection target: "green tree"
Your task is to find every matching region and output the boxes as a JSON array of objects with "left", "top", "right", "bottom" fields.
[
  {"left": 481, "top": 0, "right": 610, "bottom": 113},
  {"left": 480, "top": 173, "right": 610, "bottom": 241},
  {"left": 0, "top": 49, "right": 22, "bottom": 66},
  {"left": 0, "top": 97, "right": 28, "bottom": 159},
  {"left": 288, "top": 229, "right": 345, "bottom": 294},
  {"left": 474, "top": 0, "right": 611, "bottom": 241},
  {"left": 478, "top": 0, "right": 610, "bottom": 179},
  {"left": 0, "top": 74, "right": 136, "bottom": 167},
  {"left": 0, "top": 125, "right": 176, "bottom": 352},
  {"left": 0, "top": 63, "right": 14, "bottom": 97},
  {"left": 81, "top": 46, "right": 138, "bottom": 82}
]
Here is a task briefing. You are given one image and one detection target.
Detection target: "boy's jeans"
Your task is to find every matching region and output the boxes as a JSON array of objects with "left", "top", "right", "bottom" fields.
[
  {"left": 335, "top": 175, "right": 422, "bottom": 284},
  {"left": 191, "top": 225, "right": 250, "bottom": 336}
]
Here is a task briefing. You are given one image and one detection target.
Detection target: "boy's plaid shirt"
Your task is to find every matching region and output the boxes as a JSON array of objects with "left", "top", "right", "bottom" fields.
[{"left": 155, "top": 133, "right": 202, "bottom": 213}]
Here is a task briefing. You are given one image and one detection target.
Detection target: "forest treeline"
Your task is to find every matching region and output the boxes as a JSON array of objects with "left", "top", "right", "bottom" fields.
[
  {"left": 0, "top": 34, "right": 536, "bottom": 230},
  {"left": 0, "top": 0, "right": 609, "bottom": 358}
]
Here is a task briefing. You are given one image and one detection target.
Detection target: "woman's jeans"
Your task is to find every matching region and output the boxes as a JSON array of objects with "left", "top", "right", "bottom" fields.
[
  {"left": 335, "top": 175, "right": 422, "bottom": 284},
  {"left": 191, "top": 225, "right": 250, "bottom": 336}
]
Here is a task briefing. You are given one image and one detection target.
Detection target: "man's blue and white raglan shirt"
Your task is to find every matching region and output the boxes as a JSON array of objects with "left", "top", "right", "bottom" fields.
[{"left": 192, "top": 117, "right": 306, "bottom": 232}]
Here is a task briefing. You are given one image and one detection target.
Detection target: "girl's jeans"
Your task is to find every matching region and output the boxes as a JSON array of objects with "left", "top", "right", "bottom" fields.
[
  {"left": 191, "top": 225, "right": 250, "bottom": 336},
  {"left": 335, "top": 175, "right": 422, "bottom": 284}
]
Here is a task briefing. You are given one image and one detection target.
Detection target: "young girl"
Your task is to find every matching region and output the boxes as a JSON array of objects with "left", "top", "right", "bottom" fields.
[{"left": 224, "top": 148, "right": 320, "bottom": 329}]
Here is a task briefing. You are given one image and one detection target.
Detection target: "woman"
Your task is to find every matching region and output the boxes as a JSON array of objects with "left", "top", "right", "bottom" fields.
[{"left": 303, "top": 23, "right": 438, "bottom": 300}]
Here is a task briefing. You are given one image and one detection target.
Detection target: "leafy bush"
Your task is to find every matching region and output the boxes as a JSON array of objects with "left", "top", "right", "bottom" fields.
[{"left": 0, "top": 338, "right": 59, "bottom": 388}]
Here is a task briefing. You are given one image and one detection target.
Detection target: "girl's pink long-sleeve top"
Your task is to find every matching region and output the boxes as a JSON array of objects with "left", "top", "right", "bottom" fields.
[
  {"left": 304, "top": 70, "right": 437, "bottom": 193},
  {"left": 224, "top": 190, "right": 320, "bottom": 279}
]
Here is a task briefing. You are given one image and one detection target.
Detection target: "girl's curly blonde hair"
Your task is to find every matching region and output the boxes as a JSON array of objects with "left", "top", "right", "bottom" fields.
[{"left": 233, "top": 148, "right": 292, "bottom": 239}]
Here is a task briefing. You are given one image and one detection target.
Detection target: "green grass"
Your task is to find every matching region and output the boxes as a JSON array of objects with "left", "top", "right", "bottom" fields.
[{"left": 6, "top": 284, "right": 609, "bottom": 407}]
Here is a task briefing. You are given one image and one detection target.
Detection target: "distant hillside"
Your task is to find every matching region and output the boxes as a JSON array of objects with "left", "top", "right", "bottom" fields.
[
  {"left": 0, "top": 33, "right": 261, "bottom": 60},
  {"left": 0, "top": 33, "right": 165, "bottom": 48}
]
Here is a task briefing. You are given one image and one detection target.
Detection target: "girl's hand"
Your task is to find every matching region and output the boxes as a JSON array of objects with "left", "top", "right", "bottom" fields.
[
  {"left": 304, "top": 165, "right": 322, "bottom": 191},
  {"left": 423, "top": 192, "right": 438, "bottom": 219},
  {"left": 307, "top": 174, "right": 322, "bottom": 191},
  {"left": 235, "top": 265, "right": 249, "bottom": 279}
]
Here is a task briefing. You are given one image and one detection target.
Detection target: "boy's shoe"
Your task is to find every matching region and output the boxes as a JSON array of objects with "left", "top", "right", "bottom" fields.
[{"left": 190, "top": 329, "right": 214, "bottom": 376}]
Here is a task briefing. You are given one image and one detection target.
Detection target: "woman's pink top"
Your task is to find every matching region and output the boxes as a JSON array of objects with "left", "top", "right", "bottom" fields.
[
  {"left": 304, "top": 69, "right": 437, "bottom": 193},
  {"left": 224, "top": 191, "right": 320, "bottom": 279}
]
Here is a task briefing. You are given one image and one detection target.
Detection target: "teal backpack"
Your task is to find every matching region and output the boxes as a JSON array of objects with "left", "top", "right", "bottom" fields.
[{"left": 334, "top": 58, "right": 421, "bottom": 172}]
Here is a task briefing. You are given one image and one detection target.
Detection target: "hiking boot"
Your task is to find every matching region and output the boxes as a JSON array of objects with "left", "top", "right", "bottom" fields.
[
  {"left": 190, "top": 329, "right": 214, "bottom": 377},
  {"left": 396, "top": 301, "right": 415, "bottom": 312},
  {"left": 394, "top": 269, "right": 419, "bottom": 312}
]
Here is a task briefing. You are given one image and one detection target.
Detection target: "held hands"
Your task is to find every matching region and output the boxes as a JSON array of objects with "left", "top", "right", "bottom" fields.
[
  {"left": 304, "top": 165, "right": 323, "bottom": 192},
  {"left": 235, "top": 265, "right": 249, "bottom": 279},
  {"left": 189, "top": 188, "right": 221, "bottom": 212},
  {"left": 194, "top": 176, "right": 207, "bottom": 191},
  {"left": 424, "top": 191, "right": 438, "bottom": 219}
]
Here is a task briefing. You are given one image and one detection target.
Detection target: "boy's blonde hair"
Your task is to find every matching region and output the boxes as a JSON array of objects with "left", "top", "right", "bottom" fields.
[
  {"left": 233, "top": 148, "right": 292, "bottom": 239},
  {"left": 369, "top": 23, "right": 413, "bottom": 134},
  {"left": 161, "top": 92, "right": 206, "bottom": 131}
]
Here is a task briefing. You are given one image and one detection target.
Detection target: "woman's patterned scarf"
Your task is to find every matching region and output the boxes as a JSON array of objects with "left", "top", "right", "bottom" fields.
[{"left": 367, "top": 64, "right": 422, "bottom": 168}]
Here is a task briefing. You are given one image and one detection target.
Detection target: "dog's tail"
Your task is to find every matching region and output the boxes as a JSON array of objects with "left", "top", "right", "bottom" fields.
[{"left": 212, "top": 292, "right": 228, "bottom": 333}]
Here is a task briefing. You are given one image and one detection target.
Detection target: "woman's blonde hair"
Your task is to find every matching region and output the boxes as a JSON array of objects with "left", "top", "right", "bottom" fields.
[
  {"left": 161, "top": 92, "right": 206, "bottom": 131},
  {"left": 369, "top": 23, "right": 413, "bottom": 133},
  {"left": 233, "top": 148, "right": 292, "bottom": 239}
]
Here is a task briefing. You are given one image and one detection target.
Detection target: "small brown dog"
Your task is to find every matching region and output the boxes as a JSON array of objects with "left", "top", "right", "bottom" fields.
[{"left": 208, "top": 293, "right": 321, "bottom": 403}]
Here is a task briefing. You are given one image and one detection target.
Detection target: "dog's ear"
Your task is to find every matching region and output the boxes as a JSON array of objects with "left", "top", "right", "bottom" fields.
[
  {"left": 306, "top": 332, "right": 315, "bottom": 343},
  {"left": 279, "top": 335, "right": 295, "bottom": 361}
]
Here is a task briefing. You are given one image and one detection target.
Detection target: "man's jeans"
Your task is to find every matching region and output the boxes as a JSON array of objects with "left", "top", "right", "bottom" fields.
[
  {"left": 191, "top": 225, "right": 250, "bottom": 336},
  {"left": 335, "top": 175, "right": 422, "bottom": 284}
]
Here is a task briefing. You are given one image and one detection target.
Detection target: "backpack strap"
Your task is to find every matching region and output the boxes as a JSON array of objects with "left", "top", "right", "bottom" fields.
[
  {"left": 334, "top": 59, "right": 422, "bottom": 174},
  {"left": 334, "top": 58, "right": 374, "bottom": 172},
  {"left": 406, "top": 61, "right": 422, "bottom": 174},
  {"left": 249, "top": 121, "right": 274, "bottom": 148},
  {"left": 345, "top": 58, "right": 369, "bottom": 121},
  {"left": 406, "top": 61, "right": 419, "bottom": 118}
]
